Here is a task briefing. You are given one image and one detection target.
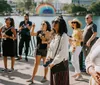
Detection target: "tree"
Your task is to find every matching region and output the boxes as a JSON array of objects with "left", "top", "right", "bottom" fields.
[
  {"left": 16, "top": 0, "right": 36, "bottom": 14},
  {"left": 88, "top": 1, "right": 100, "bottom": 14},
  {"left": 0, "top": 0, "right": 12, "bottom": 13},
  {"left": 63, "top": 4, "right": 87, "bottom": 14}
]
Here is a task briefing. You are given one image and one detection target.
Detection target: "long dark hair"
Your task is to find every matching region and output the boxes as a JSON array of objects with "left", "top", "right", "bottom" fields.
[
  {"left": 55, "top": 16, "right": 68, "bottom": 36},
  {"left": 44, "top": 21, "right": 51, "bottom": 31},
  {"left": 10, "top": 18, "right": 15, "bottom": 27}
]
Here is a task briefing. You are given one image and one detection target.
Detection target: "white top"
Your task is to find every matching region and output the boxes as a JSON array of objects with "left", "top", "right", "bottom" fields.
[
  {"left": 90, "top": 45, "right": 100, "bottom": 72},
  {"left": 46, "top": 33, "right": 69, "bottom": 65},
  {"left": 85, "top": 38, "right": 100, "bottom": 73}
]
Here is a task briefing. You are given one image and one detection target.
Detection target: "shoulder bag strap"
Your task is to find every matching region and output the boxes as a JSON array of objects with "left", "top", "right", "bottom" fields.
[{"left": 54, "top": 36, "right": 61, "bottom": 58}]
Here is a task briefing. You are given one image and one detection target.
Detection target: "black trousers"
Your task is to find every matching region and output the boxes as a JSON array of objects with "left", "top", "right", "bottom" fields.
[{"left": 19, "top": 38, "right": 30, "bottom": 57}]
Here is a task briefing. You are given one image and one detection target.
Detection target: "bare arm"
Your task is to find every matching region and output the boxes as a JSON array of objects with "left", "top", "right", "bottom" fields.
[
  {"left": 0, "top": 28, "right": 2, "bottom": 38},
  {"left": 30, "top": 24, "right": 37, "bottom": 36},
  {"left": 5, "top": 28, "right": 16, "bottom": 40},
  {"left": 88, "top": 32, "right": 97, "bottom": 43},
  {"left": 11, "top": 28, "right": 17, "bottom": 40},
  {"left": 18, "top": 26, "right": 23, "bottom": 31}
]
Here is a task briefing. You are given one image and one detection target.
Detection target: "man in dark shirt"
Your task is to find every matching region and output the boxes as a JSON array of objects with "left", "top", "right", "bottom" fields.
[
  {"left": 83, "top": 14, "right": 97, "bottom": 57},
  {"left": 17, "top": 13, "right": 32, "bottom": 61}
]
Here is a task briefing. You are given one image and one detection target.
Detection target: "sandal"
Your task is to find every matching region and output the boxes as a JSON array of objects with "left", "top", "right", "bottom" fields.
[{"left": 27, "top": 79, "right": 34, "bottom": 83}]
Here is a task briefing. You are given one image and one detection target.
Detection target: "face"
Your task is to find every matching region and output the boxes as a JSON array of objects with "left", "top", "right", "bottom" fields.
[
  {"left": 85, "top": 15, "right": 92, "bottom": 24},
  {"left": 71, "top": 21, "right": 77, "bottom": 29},
  {"left": 24, "top": 15, "right": 29, "bottom": 21},
  {"left": 5, "top": 18, "right": 11, "bottom": 25},
  {"left": 52, "top": 19, "right": 59, "bottom": 32},
  {"left": 41, "top": 21, "right": 47, "bottom": 31}
]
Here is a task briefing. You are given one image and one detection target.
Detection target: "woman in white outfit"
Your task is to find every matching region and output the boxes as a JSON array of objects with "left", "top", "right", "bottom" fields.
[
  {"left": 68, "top": 18, "right": 83, "bottom": 80},
  {"left": 45, "top": 16, "right": 69, "bottom": 85},
  {"left": 85, "top": 38, "right": 100, "bottom": 85}
]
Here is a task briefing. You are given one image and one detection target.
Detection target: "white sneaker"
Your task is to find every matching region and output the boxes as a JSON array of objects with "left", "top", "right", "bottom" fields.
[
  {"left": 8, "top": 68, "right": 14, "bottom": 73},
  {"left": 2, "top": 68, "right": 8, "bottom": 72}
]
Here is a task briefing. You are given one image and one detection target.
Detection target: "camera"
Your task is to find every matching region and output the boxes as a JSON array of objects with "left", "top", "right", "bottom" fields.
[
  {"left": 43, "top": 59, "right": 53, "bottom": 67},
  {"left": 38, "top": 31, "right": 45, "bottom": 38}
]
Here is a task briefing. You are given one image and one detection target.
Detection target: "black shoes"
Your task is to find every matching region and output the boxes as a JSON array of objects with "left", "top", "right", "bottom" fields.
[
  {"left": 2, "top": 68, "right": 14, "bottom": 73},
  {"left": 25, "top": 57, "right": 28, "bottom": 62}
]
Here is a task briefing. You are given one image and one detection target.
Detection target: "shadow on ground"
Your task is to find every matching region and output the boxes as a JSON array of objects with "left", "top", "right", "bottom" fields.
[{"left": 0, "top": 79, "right": 24, "bottom": 85}]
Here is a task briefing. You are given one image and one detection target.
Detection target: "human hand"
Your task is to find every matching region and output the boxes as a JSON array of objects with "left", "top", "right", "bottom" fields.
[
  {"left": 2, "top": 33, "right": 8, "bottom": 38},
  {"left": 26, "top": 24, "right": 30, "bottom": 28},
  {"left": 72, "top": 47, "right": 76, "bottom": 52},
  {"left": 91, "top": 71, "right": 100, "bottom": 85},
  {"left": 86, "top": 40, "right": 91, "bottom": 47},
  {"left": 49, "top": 64, "right": 54, "bottom": 69},
  {"left": 32, "top": 23, "right": 35, "bottom": 28}
]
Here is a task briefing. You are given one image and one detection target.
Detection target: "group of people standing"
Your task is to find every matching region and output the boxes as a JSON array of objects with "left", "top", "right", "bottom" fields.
[
  {"left": 69, "top": 13, "right": 99, "bottom": 85},
  {"left": 0, "top": 13, "right": 99, "bottom": 85},
  {"left": 0, "top": 14, "right": 69, "bottom": 85}
]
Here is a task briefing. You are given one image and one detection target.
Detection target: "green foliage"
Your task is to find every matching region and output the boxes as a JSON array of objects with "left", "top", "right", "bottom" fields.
[
  {"left": 0, "top": 0, "right": 12, "bottom": 13},
  {"left": 63, "top": 1, "right": 100, "bottom": 15},
  {"left": 88, "top": 1, "right": 100, "bottom": 13},
  {"left": 16, "top": 0, "right": 36, "bottom": 14},
  {"left": 63, "top": 4, "right": 87, "bottom": 14}
]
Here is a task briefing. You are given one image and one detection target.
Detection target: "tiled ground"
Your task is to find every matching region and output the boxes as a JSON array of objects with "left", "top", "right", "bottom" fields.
[{"left": 0, "top": 57, "right": 90, "bottom": 85}]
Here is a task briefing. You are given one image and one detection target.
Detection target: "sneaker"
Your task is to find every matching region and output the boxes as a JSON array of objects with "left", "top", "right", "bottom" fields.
[
  {"left": 8, "top": 68, "right": 14, "bottom": 73},
  {"left": 26, "top": 79, "right": 34, "bottom": 84},
  {"left": 75, "top": 75, "right": 83, "bottom": 81},
  {"left": 2, "top": 68, "right": 8, "bottom": 72},
  {"left": 41, "top": 78, "right": 47, "bottom": 83}
]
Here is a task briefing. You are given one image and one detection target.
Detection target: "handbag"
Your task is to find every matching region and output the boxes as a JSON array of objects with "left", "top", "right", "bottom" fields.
[
  {"left": 51, "top": 60, "right": 68, "bottom": 74},
  {"left": 51, "top": 36, "right": 68, "bottom": 74}
]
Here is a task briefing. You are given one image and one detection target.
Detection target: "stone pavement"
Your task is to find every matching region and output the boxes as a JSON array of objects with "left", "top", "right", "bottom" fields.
[{"left": 0, "top": 57, "right": 90, "bottom": 85}]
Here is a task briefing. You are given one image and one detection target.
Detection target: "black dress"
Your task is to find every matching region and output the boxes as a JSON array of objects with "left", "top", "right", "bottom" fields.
[{"left": 2, "top": 26, "right": 15, "bottom": 57}]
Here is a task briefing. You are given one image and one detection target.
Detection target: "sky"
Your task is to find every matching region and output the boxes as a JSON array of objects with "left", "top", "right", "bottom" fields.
[
  {"left": 7, "top": 0, "right": 72, "bottom": 4},
  {"left": 34, "top": 0, "right": 71, "bottom": 4},
  {"left": 58, "top": 0, "right": 71, "bottom": 3}
]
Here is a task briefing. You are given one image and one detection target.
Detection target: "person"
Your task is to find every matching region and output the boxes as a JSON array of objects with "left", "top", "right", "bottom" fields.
[
  {"left": 83, "top": 14, "right": 97, "bottom": 57},
  {"left": 0, "top": 22, "right": 3, "bottom": 57},
  {"left": 68, "top": 18, "right": 83, "bottom": 80},
  {"left": 0, "top": 38, "right": 1, "bottom": 57},
  {"left": 17, "top": 13, "right": 32, "bottom": 61},
  {"left": 45, "top": 16, "right": 69, "bottom": 85},
  {"left": 0, "top": 17, "right": 16, "bottom": 72},
  {"left": 27, "top": 20, "right": 51, "bottom": 84},
  {"left": 85, "top": 38, "right": 100, "bottom": 85}
]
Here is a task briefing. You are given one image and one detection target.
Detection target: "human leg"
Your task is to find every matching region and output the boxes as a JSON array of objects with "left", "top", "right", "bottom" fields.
[
  {"left": 41, "top": 57, "right": 48, "bottom": 82},
  {"left": 71, "top": 46, "right": 82, "bottom": 77},
  {"left": 3, "top": 56, "right": 7, "bottom": 69},
  {"left": 27, "top": 56, "right": 41, "bottom": 83},
  {"left": 11, "top": 57, "right": 15, "bottom": 69},
  {"left": 18, "top": 38, "right": 24, "bottom": 59},
  {"left": 24, "top": 39, "right": 30, "bottom": 61}
]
